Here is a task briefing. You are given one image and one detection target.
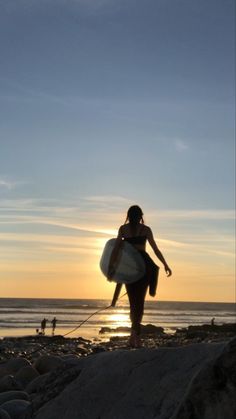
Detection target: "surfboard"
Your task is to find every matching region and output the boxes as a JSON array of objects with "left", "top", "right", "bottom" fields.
[{"left": 100, "top": 238, "right": 146, "bottom": 284}]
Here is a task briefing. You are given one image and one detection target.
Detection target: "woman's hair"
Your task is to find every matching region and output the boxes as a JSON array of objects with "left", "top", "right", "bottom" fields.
[{"left": 125, "top": 205, "right": 144, "bottom": 225}]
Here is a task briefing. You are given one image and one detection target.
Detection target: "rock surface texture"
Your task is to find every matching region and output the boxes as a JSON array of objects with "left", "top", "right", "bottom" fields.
[
  {"left": 32, "top": 339, "right": 236, "bottom": 419},
  {"left": 0, "top": 336, "right": 235, "bottom": 419}
]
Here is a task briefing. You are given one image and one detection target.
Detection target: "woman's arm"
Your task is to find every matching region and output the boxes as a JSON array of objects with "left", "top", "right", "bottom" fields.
[
  {"left": 146, "top": 227, "right": 172, "bottom": 277},
  {"left": 107, "top": 226, "right": 123, "bottom": 280}
]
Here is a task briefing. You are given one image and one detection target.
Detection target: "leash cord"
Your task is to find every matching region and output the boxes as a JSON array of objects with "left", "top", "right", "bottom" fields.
[{"left": 28, "top": 292, "right": 127, "bottom": 356}]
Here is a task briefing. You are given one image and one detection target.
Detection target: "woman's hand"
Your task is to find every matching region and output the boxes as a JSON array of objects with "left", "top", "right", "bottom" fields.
[
  {"left": 164, "top": 265, "right": 172, "bottom": 277},
  {"left": 107, "top": 266, "right": 115, "bottom": 281}
]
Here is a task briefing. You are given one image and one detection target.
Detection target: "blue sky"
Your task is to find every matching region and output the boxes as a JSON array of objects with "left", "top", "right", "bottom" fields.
[{"left": 0, "top": 0, "right": 235, "bottom": 301}]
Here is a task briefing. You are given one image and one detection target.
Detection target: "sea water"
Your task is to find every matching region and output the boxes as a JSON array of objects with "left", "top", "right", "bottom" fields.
[{"left": 0, "top": 298, "right": 235, "bottom": 341}]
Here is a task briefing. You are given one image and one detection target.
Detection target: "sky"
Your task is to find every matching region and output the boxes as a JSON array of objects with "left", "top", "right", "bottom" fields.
[{"left": 0, "top": 0, "right": 235, "bottom": 302}]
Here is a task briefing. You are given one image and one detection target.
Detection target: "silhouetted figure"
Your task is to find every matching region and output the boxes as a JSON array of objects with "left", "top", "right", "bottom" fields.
[
  {"left": 108, "top": 205, "right": 172, "bottom": 348},
  {"left": 41, "top": 318, "right": 47, "bottom": 335},
  {"left": 51, "top": 317, "right": 57, "bottom": 335},
  {"left": 211, "top": 317, "right": 215, "bottom": 326}
]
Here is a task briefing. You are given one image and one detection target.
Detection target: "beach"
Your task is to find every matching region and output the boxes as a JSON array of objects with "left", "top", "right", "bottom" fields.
[
  {"left": 0, "top": 322, "right": 235, "bottom": 419},
  {"left": 0, "top": 299, "right": 235, "bottom": 418}
]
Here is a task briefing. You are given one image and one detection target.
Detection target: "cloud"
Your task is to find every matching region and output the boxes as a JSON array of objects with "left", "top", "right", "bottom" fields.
[
  {"left": 174, "top": 139, "right": 189, "bottom": 151},
  {"left": 0, "top": 180, "right": 14, "bottom": 189},
  {"left": 84, "top": 195, "right": 132, "bottom": 206},
  {"left": 149, "top": 209, "right": 235, "bottom": 221},
  {"left": 0, "top": 177, "right": 28, "bottom": 190}
]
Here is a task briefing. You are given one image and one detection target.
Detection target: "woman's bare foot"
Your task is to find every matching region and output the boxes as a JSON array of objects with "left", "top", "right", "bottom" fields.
[{"left": 129, "top": 330, "right": 142, "bottom": 348}]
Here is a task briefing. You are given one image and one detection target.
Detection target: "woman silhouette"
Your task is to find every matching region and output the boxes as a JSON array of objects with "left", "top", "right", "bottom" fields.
[{"left": 108, "top": 205, "right": 172, "bottom": 348}]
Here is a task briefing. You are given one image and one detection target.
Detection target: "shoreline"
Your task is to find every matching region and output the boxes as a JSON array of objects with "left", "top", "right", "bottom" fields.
[{"left": 0, "top": 323, "right": 235, "bottom": 364}]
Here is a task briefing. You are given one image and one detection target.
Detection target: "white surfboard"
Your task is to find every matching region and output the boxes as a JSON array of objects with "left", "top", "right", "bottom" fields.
[{"left": 100, "top": 238, "right": 146, "bottom": 284}]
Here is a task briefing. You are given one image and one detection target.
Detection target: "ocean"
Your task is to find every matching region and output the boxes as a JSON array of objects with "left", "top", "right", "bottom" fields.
[{"left": 0, "top": 298, "right": 235, "bottom": 341}]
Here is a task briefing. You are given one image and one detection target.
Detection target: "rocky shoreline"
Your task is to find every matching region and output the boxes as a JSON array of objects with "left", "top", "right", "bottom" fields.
[{"left": 0, "top": 323, "right": 235, "bottom": 419}]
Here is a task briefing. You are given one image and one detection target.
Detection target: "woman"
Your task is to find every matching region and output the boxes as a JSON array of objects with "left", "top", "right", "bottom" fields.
[{"left": 108, "top": 205, "right": 172, "bottom": 348}]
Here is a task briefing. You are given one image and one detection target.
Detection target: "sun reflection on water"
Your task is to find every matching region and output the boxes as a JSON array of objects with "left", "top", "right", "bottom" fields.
[{"left": 109, "top": 312, "right": 130, "bottom": 328}]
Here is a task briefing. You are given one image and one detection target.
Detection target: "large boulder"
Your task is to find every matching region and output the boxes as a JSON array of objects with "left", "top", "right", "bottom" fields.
[
  {"left": 33, "top": 341, "right": 226, "bottom": 419},
  {"left": 171, "top": 337, "right": 236, "bottom": 419}
]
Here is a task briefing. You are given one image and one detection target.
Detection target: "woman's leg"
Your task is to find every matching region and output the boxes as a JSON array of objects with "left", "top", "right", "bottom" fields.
[{"left": 126, "top": 277, "right": 149, "bottom": 342}]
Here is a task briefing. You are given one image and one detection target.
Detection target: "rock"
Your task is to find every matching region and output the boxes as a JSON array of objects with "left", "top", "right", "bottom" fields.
[
  {"left": 33, "top": 355, "right": 64, "bottom": 375},
  {"left": 33, "top": 341, "right": 224, "bottom": 419},
  {"left": 99, "top": 324, "right": 165, "bottom": 336},
  {"left": 30, "top": 364, "right": 81, "bottom": 412},
  {"left": 0, "top": 409, "right": 11, "bottom": 419},
  {"left": 6, "top": 358, "right": 31, "bottom": 374},
  {"left": 99, "top": 326, "right": 130, "bottom": 334},
  {"left": 171, "top": 337, "right": 236, "bottom": 419},
  {"left": 0, "top": 391, "right": 30, "bottom": 405},
  {"left": 0, "top": 376, "right": 22, "bottom": 392},
  {"left": 0, "top": 400, "right": 31, "bottom": 419},
  {"left": 0, "top": 366, "right": 10, "bottom": 380},
  {"left": 25, "top": 373, "right": 50, "bottom": 395},
  {"left": 175, "top": 323, "right": 236, "bottom": 338},
  {"left": 15, "top": 366, "right": 39, "bottom": 388},
  {"left": 0, "top": 368, "right": 10, "bottom": 380},
  {"left": 140, "top": 324, "right": 165, "bottom": 335},
  {"left": 61, "top": 354, "right": 80, "bottom": 361}
]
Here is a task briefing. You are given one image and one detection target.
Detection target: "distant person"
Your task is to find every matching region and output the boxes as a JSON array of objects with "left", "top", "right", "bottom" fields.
[
  {"left": 41, "top": 318, "right": 47, "bottom": 335},
  {"left": 211, "top": 317, "right": 215, "bottom": 326},
  {"left": 107, "top": 205, "right": 172, "bottom": 348},
  {"left": 51, "top": 317, "right": 57, "bottom": 335}
]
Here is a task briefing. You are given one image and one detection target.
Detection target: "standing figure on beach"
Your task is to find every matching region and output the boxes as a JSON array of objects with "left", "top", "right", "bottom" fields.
[
  {"left": 41, "top": 318, "right": 47, "bottom": 335},
  {"left": 51, "top": 317, "right": 57, "bottom": 335},
  {"left": 108, "top": 205, "right": 172, "bottom": 348}
]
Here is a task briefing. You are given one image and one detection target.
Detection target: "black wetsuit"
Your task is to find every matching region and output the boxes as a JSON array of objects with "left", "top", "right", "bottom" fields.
[{"left": 124, "top": 236, "right": 159, "bottom": 335}]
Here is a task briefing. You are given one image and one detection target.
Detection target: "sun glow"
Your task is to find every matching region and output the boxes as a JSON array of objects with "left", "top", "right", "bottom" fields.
[{"left": 109, "top": 312, "right": 130, "bottom": 328}]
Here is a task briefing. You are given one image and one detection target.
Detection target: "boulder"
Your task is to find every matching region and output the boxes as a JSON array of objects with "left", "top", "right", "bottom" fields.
[
  {"left": 0, "top": 391, "right": 30, "bottom": 405},
  {"left": 25, "top": 373, "right": 51, "bottom": 395},
  {"left": 33, "top": 341, "right": 225, "bottom": 419},
  {"left": 171, "top": 337, "right": 236, "bottom": 419},
  {"left": 6, "top": 358, "right": 31, "bottom": 374},
  {"left": 0, "top": 376, "right": 22, "bottom": 393},
  {"left": 140, "top": 324, "right": 165, "bottom": 335},
  {"left": 0, "top": 400, "right": 31, "bottom": 419},
  {"left": 34, "top": 355, "right": 64, "bottom": 375},
  {"left": 0, "top": 367, "right": 10, "bottom": 380},
  {"left": 15, "top": 366, "right": 39, "bottom": 388},
  {"left": 0, "top": 409, "right": 11, "bottom": 419}
]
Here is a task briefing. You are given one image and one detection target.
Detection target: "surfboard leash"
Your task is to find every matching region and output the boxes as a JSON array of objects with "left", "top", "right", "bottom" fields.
[{"left": 27, "top": 291, "right": 128, "bottom": 357}]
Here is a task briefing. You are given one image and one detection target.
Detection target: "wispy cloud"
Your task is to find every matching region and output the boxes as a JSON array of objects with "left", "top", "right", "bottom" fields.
[
  {"left": 84, "top": 195, "right": 132, "bottom": 206},
  {"left": 0, "top": 177, "right": 28, "bottom": 190},
  {"left": 150, "top": 209, "right": 235, "bottom": 221},
  {"left": 174, "top": 139, "right": 189, "bottom": 152}
]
